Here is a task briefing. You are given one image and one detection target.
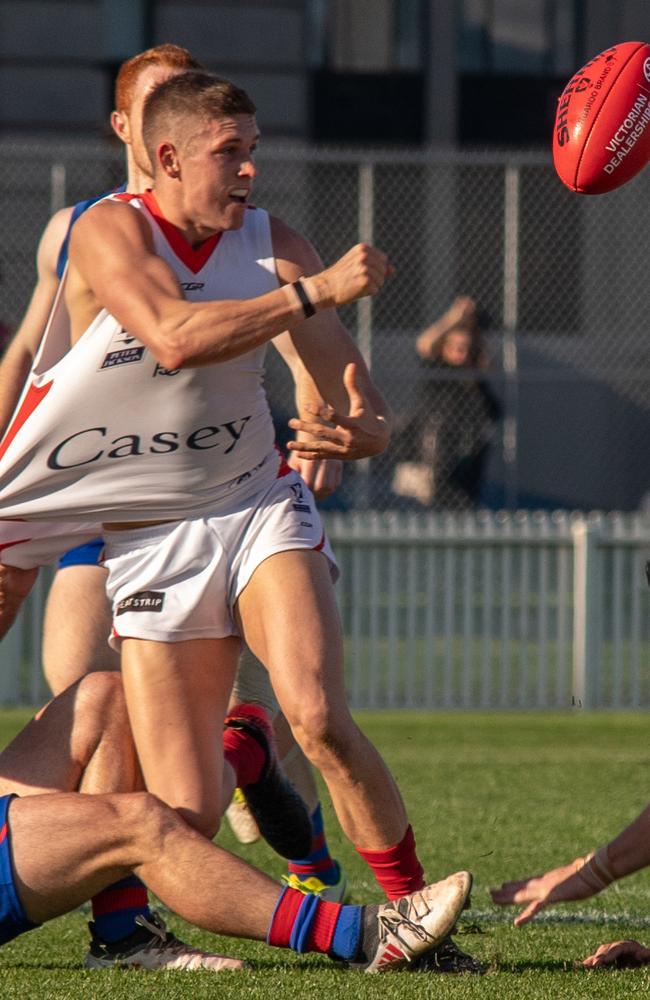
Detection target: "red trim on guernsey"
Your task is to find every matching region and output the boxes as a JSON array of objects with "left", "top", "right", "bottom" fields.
[
  {"left": 0, "top": 380, "right": 53, "bottom": 461},
  {"left": 313, "top": 533, "right": 326, "bottom": 552},
  {"left": 141, "top": 190, "right": 222, "bottom": 274},
  {"left": 0, "top": 823, "right": 6, "bottom": 846},
  {"left": 0, "top": 537, "right": 32, "bottom": 556},
  {"left": 275, "top": 445, "right": 292, "bottom": 477}
]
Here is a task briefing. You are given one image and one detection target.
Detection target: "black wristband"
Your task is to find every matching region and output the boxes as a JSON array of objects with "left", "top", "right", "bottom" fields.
[{"left": 292, "top": 279, "right": 316, "bottom": 319}]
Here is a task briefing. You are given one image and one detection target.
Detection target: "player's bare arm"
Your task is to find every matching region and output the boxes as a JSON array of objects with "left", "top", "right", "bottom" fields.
[
  {"left": 270, "top": 216, "right": 393, "bottom": 461},
  {"left": 273, "top": 331, "right": 343, "bottom": 498},
  {"left": 67, "top": 200, "right": 389, "bottom": 371},
  {"left": 0, "top": 207, "right": 73, "bottom": 435},
  {"left": 492, "top": 801, "right": 650, "bottom": 926}
]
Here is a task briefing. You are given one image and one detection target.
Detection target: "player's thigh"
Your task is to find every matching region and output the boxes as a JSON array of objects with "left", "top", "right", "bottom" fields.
[
  {"left": 120, "top": 636, "right": 239, "bottom": 835},
  {"left": 235, "top": 549, "right": 347, "bottom": 718},
  {"left": 43, "top": 564, "right": 118, "bottom": 692},
  {"left": 0, "top": 673, "right": 125, "bottom": 796},
  {"left": 8, "top": 792, "right": 143, "bottom": 924}
]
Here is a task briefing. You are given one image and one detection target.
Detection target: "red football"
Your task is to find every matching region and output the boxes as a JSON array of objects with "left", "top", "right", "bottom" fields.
[{"left": 553, "top": 40, "right": 650, "bottom": 194}]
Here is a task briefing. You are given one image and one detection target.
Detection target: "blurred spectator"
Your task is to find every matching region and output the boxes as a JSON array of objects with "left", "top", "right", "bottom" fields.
[{"left": 392, "top": 297, "right": 501, "bottom": 508}]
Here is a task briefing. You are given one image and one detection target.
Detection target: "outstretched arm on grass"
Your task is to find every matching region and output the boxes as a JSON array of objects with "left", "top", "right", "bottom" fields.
[{"left": 491, "top": 802, "right": 650, "bottom": 925}]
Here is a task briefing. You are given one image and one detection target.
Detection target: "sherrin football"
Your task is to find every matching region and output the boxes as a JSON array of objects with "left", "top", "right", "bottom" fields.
[{"left": 553, "top": 40, "right": 650, "bottom": 194}]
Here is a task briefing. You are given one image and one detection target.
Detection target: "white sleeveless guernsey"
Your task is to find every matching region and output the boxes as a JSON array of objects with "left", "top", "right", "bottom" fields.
[{"left": 0, "top": 192, "right": 281, "bottom": 525}]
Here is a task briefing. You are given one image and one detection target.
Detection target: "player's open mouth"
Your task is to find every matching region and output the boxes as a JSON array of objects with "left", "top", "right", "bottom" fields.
[{"left": 229, "top": 189, "right": 249, "bottom": 203}]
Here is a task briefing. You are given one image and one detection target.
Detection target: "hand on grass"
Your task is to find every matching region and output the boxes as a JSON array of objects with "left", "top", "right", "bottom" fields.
[
  {"left": 490, "top": 856, "right": 601, "bottom": 926},
  {"left": 581, "top": 939, "right": 650, "bottom": 968}
]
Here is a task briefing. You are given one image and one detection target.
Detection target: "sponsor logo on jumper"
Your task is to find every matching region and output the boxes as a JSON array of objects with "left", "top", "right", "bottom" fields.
[
  {"left": 152, "top": 363, "right": 180, "bottom": 378},
  {"left": 46, "top": 416, "right": 252, "bottom": 469},
  {"left": 181, "top": 282, "right": 205, "bottom": 291},
  {"left": 100, "top": 346, "right": 146, "bottom": 369},
  {"left": 644, "top": 57, "right": 650, "bottom": 84},
  {"left": 116, "top": 590, "right": 165, "bottom": 615}
]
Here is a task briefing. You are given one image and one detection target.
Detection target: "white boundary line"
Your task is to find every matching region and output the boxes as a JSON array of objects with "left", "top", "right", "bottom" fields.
[{"left": 465, "top": 909, "right": 650, "bottom": 928}]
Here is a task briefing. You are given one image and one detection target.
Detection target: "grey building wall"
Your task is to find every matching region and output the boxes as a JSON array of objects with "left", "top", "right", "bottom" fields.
[{"left": 0, "top": 0, "right": 310, "bottom": 135}]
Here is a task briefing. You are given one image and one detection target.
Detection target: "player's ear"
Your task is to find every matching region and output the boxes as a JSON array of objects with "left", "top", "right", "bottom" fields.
[
  {"left": 111, "top": 109, "right": 130, "bottom": 144},
  {"left": 159, "top": 142, "right": 181, "bottom": 178}
]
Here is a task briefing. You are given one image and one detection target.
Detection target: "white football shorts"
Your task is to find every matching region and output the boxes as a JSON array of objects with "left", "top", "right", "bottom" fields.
[{"left": 102, "top": 470, "right": 337, "bottom": 647}]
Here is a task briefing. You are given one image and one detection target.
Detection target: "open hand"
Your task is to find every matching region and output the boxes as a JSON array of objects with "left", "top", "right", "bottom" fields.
[
  {"left": 490, "top": 856, "right": 600, "bottom": 926},
  {"left": 287, "top": 363, "right": 390, "bottom": 461}
]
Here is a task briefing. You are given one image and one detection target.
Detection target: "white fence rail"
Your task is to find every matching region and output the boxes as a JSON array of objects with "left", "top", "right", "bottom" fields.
[{"left": 0, "top": 511, "right": 648, "bottom": 709}]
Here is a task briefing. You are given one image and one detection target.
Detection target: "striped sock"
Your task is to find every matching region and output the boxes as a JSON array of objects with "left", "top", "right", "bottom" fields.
[
  {"left": 287, "top": 804, "right": 339, "bottom": 885},
  {"left": 91, "top": 875, "right": 152, "bottom": 943},
  {"left": 267, "top": 886, "right": 362, "bottom": 961}
]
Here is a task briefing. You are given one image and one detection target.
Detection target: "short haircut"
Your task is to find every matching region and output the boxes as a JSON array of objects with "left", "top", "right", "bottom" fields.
[
  {"left": 114, "top": 44, "right": 203, "bottom": 114},
  {"left": 142, "top": 71, "right": 257, "bottom": 166}
]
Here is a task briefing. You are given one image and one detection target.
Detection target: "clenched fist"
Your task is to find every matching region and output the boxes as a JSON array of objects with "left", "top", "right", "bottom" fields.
[{"left": 304, "top": 243, "right": 394, "bottom": 309}]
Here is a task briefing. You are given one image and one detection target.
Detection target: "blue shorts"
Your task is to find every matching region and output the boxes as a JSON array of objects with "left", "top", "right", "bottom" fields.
[
  {"left": 0, "top": 795, "right": 37, "bottom": 945},
  {"left": 57, "top": 537, "right": 104, "bottom": 570}
]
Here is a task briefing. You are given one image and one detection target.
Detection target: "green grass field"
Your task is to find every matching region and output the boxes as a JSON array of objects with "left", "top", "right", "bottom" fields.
[{"left": 1, "top": 709, "right": 650, "bottom": 998}]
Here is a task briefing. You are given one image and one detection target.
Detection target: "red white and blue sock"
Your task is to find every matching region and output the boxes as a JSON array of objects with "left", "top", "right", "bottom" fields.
[
  {"left": 287, "top": 803, "right": 340, "bottom": 886},
  {"left": 267, "top": 885, "right": 362, "bottom": 960},
  {"left": 356, "top": 824, "right": 425, "bottom": 899},
  {"left": 91, "top": 876, "right": 153, "bottom": 943}
]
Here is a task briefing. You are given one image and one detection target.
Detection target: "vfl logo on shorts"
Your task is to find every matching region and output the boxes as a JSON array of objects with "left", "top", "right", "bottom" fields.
[
  {"left": 116, "top": 590, "right": 165, "bottom": 615},
  {"left": 290, "top": 481, "right": 311, "bottom": 514}
]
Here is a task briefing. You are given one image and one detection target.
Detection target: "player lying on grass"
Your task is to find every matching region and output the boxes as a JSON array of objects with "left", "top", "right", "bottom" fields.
[
  {"left": 0, "top": 671, "right": 471, "bottom": 972},
  {"left": 491, "top": 805, "right": 650, "bottom": 968}
]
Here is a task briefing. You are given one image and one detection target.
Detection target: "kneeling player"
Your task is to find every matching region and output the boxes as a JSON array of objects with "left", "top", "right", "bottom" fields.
[{"left": 0, "top": 672, "right": 471, "bottom": 972}]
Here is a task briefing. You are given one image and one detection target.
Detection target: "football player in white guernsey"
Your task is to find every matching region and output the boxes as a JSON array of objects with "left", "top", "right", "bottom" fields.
[
  {"left": 6, "top": 69, "right": 441, "bottom": 906},
  {"left": 0, "top": 43, "right": 368, "bottom": 905},
  {"left": 0, "top": 45, "right": 355, "bottom": 965},
  {"left": 0, "top": 72, "right": 474, "bottom": 961}
]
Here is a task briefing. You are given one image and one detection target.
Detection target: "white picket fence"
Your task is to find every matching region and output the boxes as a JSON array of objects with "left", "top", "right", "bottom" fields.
[{"left": 1, "top": 511, "right": 648, "bottom": 709}]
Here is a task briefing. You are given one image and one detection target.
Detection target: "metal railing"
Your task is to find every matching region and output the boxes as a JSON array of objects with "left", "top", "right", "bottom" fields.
[{"left": 1, "top": 510, "right": 648, "bottom": 709}]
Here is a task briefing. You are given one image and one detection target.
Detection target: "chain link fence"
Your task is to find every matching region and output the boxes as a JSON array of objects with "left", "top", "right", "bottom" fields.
[{"left": 1, "top": 139, "right": 649, "bottom": 512}]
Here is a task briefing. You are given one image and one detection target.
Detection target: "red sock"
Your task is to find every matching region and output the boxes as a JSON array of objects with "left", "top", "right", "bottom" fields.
[
  {"left": 267, "top": 886, "right": 342, "bottom": 953},
  {"left": 356, "top": 825, "right": 425, "bottom": 899},
  {"left": 223, "top": 702, "right": 270, "bottom": 787}
]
